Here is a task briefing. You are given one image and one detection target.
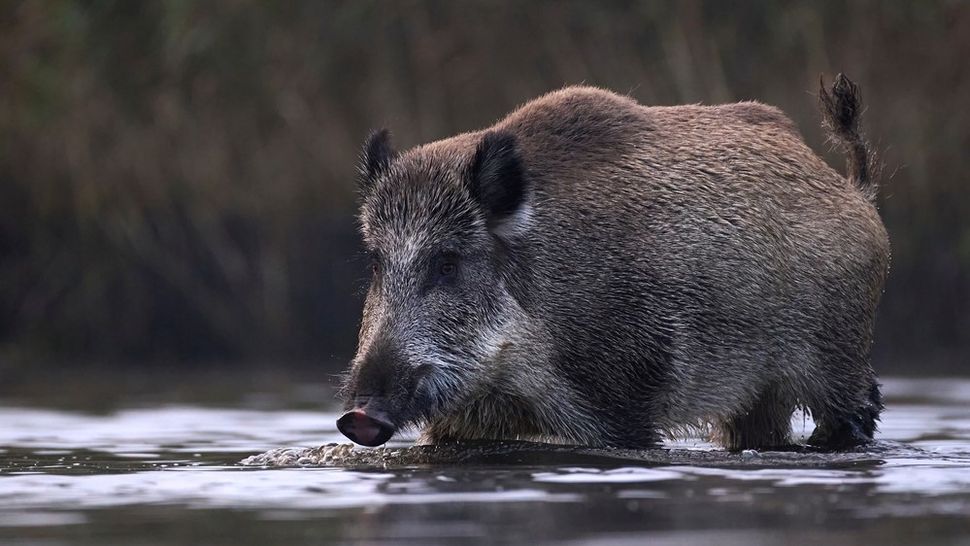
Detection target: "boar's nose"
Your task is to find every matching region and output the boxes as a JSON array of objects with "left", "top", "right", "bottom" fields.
[{"left": 336, "top": 408, "right": 395, "bottom": 447}]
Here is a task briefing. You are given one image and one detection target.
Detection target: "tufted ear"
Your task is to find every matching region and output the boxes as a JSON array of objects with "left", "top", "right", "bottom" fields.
[
  {"left": 468, "top": 131, "right": 529, "bottom": 232},
  {"left": 359, "top": 129, "right": 397, "bottom": 189}
]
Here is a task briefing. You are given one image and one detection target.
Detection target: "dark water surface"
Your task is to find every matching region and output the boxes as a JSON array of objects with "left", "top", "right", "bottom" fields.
[{"left": 1, "top": 377, "right": 968, "bottom": 545}]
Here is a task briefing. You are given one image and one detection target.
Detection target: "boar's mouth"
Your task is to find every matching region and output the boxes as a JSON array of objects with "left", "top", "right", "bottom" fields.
[
  {"left": 336, "top": 362, "right": 445, "bottom": 446},
  {"left": 336, "top": 407, "right": 396, "bottom": 447}
]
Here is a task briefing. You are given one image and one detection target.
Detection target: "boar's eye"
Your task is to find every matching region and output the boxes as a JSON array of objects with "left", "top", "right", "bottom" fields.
[
  {"left": 368, "top": 252, "right": 381, "bottom": 276},
  {"left": 431, "top": 254, "right": 459, "bottom": 285}
]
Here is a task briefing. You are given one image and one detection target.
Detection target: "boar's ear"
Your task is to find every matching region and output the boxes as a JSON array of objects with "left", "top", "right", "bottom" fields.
[
  {"left": 468, "top": 131, "right": 529, "bottom": 232},
  {"left": 359, "top": 129, "right": 397, "bottom": 187}
]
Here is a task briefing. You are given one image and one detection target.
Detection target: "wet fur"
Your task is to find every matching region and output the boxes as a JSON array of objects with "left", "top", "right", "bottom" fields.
[{"left": 346, "top": 75, "right": 889, "bottom": 451}]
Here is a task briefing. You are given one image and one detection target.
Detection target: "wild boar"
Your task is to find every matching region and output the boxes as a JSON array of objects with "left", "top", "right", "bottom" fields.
[{"left": 337, "top": 74, "right": 889, "bottom": 451}]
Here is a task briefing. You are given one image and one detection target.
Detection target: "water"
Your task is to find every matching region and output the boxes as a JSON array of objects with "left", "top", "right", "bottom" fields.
[{"left": 1, "top": 377, "right": 969, "bottom": 545}]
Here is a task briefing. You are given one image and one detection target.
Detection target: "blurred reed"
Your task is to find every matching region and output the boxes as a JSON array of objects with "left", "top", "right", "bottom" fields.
[{"left": 0, "top": 1, "right": 967, "bottom": 372}]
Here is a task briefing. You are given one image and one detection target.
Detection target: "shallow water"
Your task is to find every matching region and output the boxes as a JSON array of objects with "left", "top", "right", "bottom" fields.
[{"left": 1, "top": 377, "right": 969, "bottom": 545}]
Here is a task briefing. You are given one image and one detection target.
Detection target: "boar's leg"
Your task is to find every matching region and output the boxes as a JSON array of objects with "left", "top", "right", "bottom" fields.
[
  {"left": 807, "top": 379, "right": 882, "bottom": 450},
  {"left": 716, "top": 387, "right": 795, "bottom": 451}
]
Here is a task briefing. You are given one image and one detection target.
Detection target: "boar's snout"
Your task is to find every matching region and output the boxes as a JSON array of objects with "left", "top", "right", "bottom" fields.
[
  {"left": 337, "top": 404, "right": 396, "bottom": 447},
  {"left": 339, "top": 337, "right": 406, "bottom": 446}
]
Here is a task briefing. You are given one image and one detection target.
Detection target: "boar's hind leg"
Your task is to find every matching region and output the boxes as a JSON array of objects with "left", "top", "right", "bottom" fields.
[
  {"left": 716, "top": 388, "right": 794, "bottom": 451},
  {"left": 807, "top": 378, "right": 882, "bottom": 450}
]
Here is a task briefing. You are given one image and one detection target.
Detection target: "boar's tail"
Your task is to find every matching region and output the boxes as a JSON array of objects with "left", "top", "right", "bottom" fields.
[{"left": 819, "top": 73, "right": 878, "bottom": 202}]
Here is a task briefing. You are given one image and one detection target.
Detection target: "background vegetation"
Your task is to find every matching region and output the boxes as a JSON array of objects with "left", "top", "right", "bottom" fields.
[{"left": 1, "top": 1, "right": 967, "bottom": 375}]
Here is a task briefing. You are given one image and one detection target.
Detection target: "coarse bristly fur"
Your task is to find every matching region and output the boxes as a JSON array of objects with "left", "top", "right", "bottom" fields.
[{"left": 339, "top": 73, "right": 889, "bottom": 451}]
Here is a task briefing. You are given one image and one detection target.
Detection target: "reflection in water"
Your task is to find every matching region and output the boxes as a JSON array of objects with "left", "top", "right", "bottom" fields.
[{"left": 0, "top": 377, "right": 968, "bottom": 544}]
